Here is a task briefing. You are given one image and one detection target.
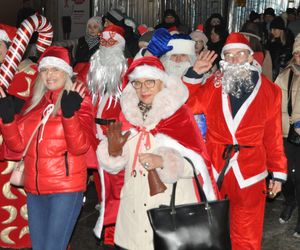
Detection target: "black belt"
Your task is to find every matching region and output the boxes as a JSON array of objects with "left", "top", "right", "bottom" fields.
[
  {"left": 95, "top": 118, "right": 116, "bottom": 126},
  {"left": 216, "top": 144, "right": 254, "bottom": 190}
]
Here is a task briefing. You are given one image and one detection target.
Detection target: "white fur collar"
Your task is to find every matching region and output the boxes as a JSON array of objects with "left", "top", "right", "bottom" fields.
[{"left": 121, "top": 76, "right": 188, "bottom": 129}]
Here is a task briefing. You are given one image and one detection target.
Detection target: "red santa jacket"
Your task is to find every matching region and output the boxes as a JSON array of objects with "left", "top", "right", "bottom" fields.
[
  {"left": 1, "top": 89, "right": 96, "bottom": 194},
  {"left": 186, "top": 73, "right": 287, "bottom": 188}
]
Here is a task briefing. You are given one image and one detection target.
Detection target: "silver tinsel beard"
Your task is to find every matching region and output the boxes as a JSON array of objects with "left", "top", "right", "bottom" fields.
[
  {"left": 218, "top": 61, "right": 254, "bottom": 99},
  {"left": 87, "top": 45, "right": 127, "bottom": 105}
]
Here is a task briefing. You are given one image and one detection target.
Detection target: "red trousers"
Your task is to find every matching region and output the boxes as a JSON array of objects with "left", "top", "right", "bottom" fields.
[{"left": 220, "top": 170, "right": 266, "bottom": 250}]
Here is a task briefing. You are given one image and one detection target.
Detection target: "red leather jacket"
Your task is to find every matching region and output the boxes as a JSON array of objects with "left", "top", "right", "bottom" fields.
[{"left": 1, "top": 89, "right": 96, "bottom": 194}]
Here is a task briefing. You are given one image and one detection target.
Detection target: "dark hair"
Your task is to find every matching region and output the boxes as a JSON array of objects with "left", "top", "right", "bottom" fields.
[
  {"left": 163, "top": 9, "right": 180, "bottom": 26},
  {"left": 208, "top": 24, "right": 228, "bottom": 43},
  {"left": 249, "top": 11, "right": 260, "bottom": 22},
  {"left": 240, "top": 22, "right": 263, "bottom": 52},
  {"left": 205, "top": 13, "right": 227, "bottom": 37},
  {"left": 264, "top": 7, "right": 275, "bottom": 17}
]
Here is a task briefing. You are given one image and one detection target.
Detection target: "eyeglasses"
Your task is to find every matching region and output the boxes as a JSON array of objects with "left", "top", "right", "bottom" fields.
[
  {"left": 39, "top": 67, "right": 61, "bottom": 74},
  {"left": 131, "top": 79, "right": 156, "bottom": 89},
  {"left": 224, "top": 51, "right": 249, "bottom": 61}
]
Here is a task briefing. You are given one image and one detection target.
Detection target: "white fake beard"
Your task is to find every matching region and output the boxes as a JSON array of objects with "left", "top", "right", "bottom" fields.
[
  {"left": 87, "top": 45, "right": 127, "bottom": 105},
  {"left": 161, "top": 56, "right": 192, "bottom": 77},
  {"left": 219, "top": 60, "right": 254, "bottom": 99}
]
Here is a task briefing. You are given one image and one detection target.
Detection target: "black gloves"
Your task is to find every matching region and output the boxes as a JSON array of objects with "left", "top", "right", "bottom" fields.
[
  {"left": 61, "top": 90, "right": 83, "bottom": 118},
  {"left": 0, "top": 95, "right": 15, "bottom": 124}
]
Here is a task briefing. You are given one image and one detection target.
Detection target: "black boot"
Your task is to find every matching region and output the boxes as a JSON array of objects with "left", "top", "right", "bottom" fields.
[{"left": 279, "top": 204, "right": 296, "bottom": 224}]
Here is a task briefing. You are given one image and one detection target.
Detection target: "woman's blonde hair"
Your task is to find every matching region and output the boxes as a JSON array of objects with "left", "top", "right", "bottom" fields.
[{"left": 25, "top": 71, "right": 73, "bottom": 115}]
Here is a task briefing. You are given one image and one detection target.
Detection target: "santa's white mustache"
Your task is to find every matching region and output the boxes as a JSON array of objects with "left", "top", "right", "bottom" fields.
[{"left": 218, "top": 61, "right": 254, "bottom": 98}]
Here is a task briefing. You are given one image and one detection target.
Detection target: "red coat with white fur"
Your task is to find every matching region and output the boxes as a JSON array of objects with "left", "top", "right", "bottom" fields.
[
  {"left": 97, "top": 75, "right": 217, "bottom": 250},
  {"left": 187, "top": 74, "right": 287, "bottom": 187}
]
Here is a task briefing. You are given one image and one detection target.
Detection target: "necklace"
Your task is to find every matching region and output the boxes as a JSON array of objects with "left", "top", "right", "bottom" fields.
[{"left": 138, "top": 101, "right": 152, "bottom": 121}]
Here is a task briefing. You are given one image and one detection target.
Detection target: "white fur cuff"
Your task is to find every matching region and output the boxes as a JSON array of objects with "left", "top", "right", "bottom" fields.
[
  {"left": 154, "top": 147, "right": 185, "bottom": 184},
  {"left": 97, "top": 138, "right": 129, "bottom": 174}
]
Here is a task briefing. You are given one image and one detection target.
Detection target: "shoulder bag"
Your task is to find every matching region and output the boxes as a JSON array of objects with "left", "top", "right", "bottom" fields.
[
  {"left": 286, "top": 70, "right": 300, "bottom": 145},
  {"left": 10, "top": 104, "right": 54, "bottom": 187},
  {"left": 147, "top": 157, "right": 231, "bottom": 250}
]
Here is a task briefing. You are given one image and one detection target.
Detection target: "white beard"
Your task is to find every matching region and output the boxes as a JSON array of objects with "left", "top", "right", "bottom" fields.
[
  {"left": 87, "top": 45, "right": 127, "bottom": 105},
  {"left": 219, "top": 60, "right": 254, "bottom": 99},
  {"left": 160, "top": 55, "right": 192, "bottom": 77}
]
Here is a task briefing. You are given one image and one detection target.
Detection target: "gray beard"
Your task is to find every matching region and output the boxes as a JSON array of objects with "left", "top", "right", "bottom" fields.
[
  {"left": 161, "top": 56, "right": 192, "bottom": 77},
  {"left": 219, "top": 61, "right": 254, "bottom": 99},
  {"left": 87, "top": 45, "right": 127, "bottom": 105}
]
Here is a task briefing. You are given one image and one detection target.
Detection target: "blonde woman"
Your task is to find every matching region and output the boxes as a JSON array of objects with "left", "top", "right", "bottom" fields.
[
  {"left": 0, "top": 46, "right": 96, "bottom": 250},
  {"left": 267, "top": 16, "right": 294, "bottom": 80}
]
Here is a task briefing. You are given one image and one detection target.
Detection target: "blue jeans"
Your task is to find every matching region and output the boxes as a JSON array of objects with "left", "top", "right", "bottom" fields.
[{"left": 27, "top": 192, "right": 83, "bottom": 250}]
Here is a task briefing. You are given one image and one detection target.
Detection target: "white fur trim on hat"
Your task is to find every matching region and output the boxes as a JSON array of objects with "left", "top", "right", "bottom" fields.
[
  {"left": 38, "top": 56, "right": 73, "bottom": 76},
  {"left": 128, "top": 65, "right": 168, "bottom": 82},
  {"left": 166, "top": 39, "right": 196, "bottom": 56},
  {"left": 0, "top": 30, "right": 10, "bottom": 42},
  {"left": 221, "top": 43, "right": 254, "bottom": 59}
]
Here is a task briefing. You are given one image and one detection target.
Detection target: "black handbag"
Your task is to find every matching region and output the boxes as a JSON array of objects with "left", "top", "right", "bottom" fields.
[
  {"left": 287, "top": 123, "right": 300, "bottom": 145},
  {"left": 286, "top": 70, "right": 300, "bottom": 146},
  {"left": 147, "top": 158, "right": 231, "bottom": 250}
]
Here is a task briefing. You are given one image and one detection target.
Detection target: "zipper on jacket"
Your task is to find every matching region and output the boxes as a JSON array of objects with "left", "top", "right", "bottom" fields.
[
  {"left": 34, "top": 114, "right": 43, "bottom": 195},
  {"left": 64, "top": 151, "right": 69, "bottom": 176}
]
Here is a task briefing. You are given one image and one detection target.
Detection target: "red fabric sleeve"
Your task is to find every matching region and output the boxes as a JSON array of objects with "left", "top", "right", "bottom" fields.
[{"left": 62, "top": 94, "right": 97, "bottom": 155}]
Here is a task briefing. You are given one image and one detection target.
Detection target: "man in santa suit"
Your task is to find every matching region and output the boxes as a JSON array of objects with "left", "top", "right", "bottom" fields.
[
  {"left": 185, "top": 32, "right": 287, "bottom": 249},
  {"left": 87, "top": 24, "right": 128, "bottom": 246},
  {"left": 138, "top": 28, "right": 197, "bottom": 79},
  {"left": 0, "top": 23, "right": 37, "bottom": 249}
]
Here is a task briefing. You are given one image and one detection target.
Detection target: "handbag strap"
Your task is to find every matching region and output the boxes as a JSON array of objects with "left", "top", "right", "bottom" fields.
[
  {"left": 170, "top": 157, "right": 208, "bottom": 211},
  {"left": 288, "top": 70, "right": 294, "bottom": 117},
  {"left": 22, "top": 104, "right": 54, "bottom": 157}
]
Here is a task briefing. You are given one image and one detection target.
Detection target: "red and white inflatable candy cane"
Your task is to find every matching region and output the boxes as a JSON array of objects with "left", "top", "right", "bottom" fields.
[{"left": 0, "top": 14, "right": 53, "bottom": 89}]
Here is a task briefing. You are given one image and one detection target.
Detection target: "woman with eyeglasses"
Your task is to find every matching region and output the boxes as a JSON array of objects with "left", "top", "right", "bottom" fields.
[{"left": 96, "top": 56, "right": 218, "bottom": 250}]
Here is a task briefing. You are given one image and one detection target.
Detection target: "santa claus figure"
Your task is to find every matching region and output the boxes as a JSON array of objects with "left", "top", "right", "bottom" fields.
[
  {"left": 185, "top": 32, "right": 287, "bottom": 249},
  {"left": 87, "top": 24, "right": 128, "bottom": 246},
  {"left": 97, "top": 56, "right": 218, "bottom": 250},
  {"left": 0, "top": 23, "right": 37, "bottom": 249}
]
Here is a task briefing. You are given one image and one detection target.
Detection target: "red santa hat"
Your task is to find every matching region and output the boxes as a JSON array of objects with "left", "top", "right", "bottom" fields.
[
  {"left": 137, "top": 24, "right": 148, "bottom": 36},
  {"left": 38, "top": 46, "right": 73, "bottom": 76},
  {"left": 123, "top": 56, "right": 168, "bottom": 88},
  {"left": 221, "top": 32, "right": 254, "bottom": 59},
  {"left": 100, "top": 24, "right": 125, "bottom": 49},
  {"left": 168, "top": 26, "right": 179, "bottom": 35},
  {"left": 196, "top": 24, "right": 204, "bottom": 32},
  {"left": 0, "top": 24, "right": 17, "bottom": 43}
]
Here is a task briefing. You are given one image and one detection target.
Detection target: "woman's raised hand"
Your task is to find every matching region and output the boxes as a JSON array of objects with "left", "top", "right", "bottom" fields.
[
  {"left": 193, "top": 50, "right": 218, "bottom": 75},
  {"left": 61, "top": 82, "right": 85, "bottom": 118},
  {"left": 107, "top": 122, "right": 131, "bottom": 157}
]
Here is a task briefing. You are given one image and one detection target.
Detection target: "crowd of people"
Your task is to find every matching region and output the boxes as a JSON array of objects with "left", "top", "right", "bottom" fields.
[{"left": 0, "top": 4, "right": 299, "bottom": 250}]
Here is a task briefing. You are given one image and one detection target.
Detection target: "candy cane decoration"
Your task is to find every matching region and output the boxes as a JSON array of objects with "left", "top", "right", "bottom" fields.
[{"left": 0, "top": 13, "right": 53, "bottom": 88}]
